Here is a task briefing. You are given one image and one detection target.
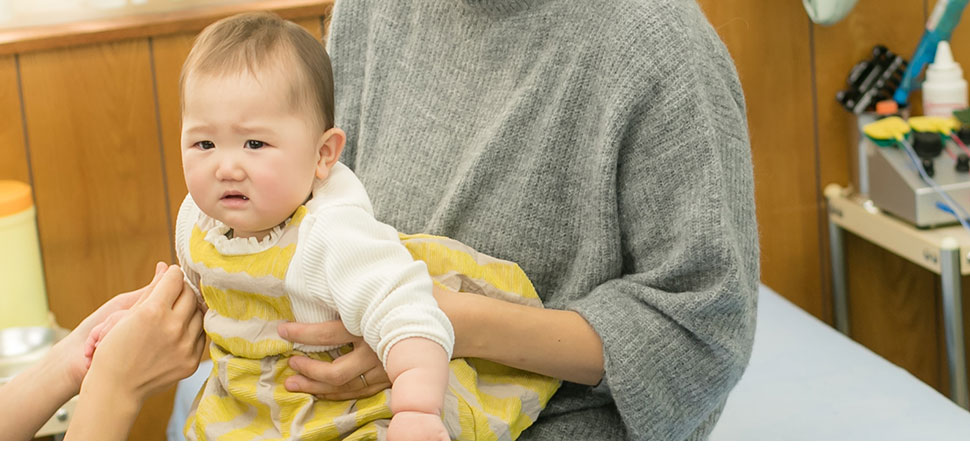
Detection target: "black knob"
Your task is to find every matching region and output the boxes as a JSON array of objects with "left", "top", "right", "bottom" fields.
[
  {"left": 959, "top": 126, "right": 970, "bottom": 145},
  {"left": 959, "top": 154, "right": 970, "bottom": 173},
  {"left": 913, "top": 132, "right": 944, "bottom": 159},
  {"left": 922, "top": 158, "right": 935, "bottom": 177}
]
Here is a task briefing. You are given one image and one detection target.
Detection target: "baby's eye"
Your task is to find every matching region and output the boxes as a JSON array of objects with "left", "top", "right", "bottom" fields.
[
  {"left": 196, "top": 141, "right": 214, "bottom": 150},
  {"left": 245, "top": 140, "right": 265, "bottom": 149}
]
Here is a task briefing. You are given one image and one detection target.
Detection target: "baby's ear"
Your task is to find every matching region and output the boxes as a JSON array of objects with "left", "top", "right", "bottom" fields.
[{"left": 315, "top": 127, "right": 346, "bottom": 179}]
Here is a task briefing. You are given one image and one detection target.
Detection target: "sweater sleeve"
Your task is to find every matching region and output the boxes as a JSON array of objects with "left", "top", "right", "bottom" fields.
[
  {"left": 567, "top": 9, "right": 759, "bottom": 440},
  {"left": 300, "top": 205, "right": 455, "bottom": 365}
]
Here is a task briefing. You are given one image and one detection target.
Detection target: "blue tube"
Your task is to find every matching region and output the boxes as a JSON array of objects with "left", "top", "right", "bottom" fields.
[{"left": 893, "top": 0, "right": 970, "bottom": 106}]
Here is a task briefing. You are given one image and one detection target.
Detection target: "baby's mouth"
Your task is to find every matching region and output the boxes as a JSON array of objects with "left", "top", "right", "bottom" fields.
[{"left": 221, "top": 192, "right": 249, "bottom": 200}]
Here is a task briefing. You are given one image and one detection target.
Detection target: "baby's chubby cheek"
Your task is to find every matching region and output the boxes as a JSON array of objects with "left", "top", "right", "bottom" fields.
[{"left": 254, "top": 168, "right": 316, "bottom": 204}]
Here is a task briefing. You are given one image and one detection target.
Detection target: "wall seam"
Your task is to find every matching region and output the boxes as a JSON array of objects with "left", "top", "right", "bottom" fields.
[
  {"left": 14, "top": 55, "right": 36, "bottom": 203},
  {"left": 13, "top": 53, "right": 53, "bottom": 301},
  {"left": 148, "top": 36, "right": 177, "bottom": 263},
  {"left": 808, "top": 18, "right": 832, "bottom": 324}
]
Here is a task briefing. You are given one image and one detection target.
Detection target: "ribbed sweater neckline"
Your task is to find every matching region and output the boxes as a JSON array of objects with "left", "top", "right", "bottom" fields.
[{"left": 460, "top": 0, "right": 545, "bottom": 15}]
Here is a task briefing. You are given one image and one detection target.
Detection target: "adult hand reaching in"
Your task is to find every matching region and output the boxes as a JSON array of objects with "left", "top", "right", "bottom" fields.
[
  {"left": 0, "top": 262, "right": 169, "bottom": 440},
  {"left": 65, "top": 265, "right": 206, "bottom": 440},
  {"left": 71, "top": 261, "right": 170, "bottom": 386}
]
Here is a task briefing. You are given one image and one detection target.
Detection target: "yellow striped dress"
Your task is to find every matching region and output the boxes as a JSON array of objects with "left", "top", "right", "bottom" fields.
[{"left": 175, "top": 166, "right": 560, "bottom": 440}]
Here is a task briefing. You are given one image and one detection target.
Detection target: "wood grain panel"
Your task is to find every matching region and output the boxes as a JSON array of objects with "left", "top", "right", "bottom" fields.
[
  {"left": 19, "top": 38, "right": 172, "bottom": 328},
  {"left": 697, "top": 0, "right": 822, "bottom": 316},
  {"left": 152, "top": 32, "right": 197, "bottom": 240},
  {"left": 845, "top": 233, "right": 943, "bottom": 390},
  {"left": 153, "top": 15, "right": 327, "bottom": 241},
  {"left": 129, "top": 386, "right": 178, "bottom": 441},
  {"left": 0, "top": 55, "right": 28, "bottom": 183},
  {"left": 294, "top": 16, "right": 324, "bottom": 40},
  {"left": 19, "top": 40, "right": 173, "bottom": 439}
]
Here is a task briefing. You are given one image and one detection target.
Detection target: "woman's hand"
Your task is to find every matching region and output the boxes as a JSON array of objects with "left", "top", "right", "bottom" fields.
[
  {"left": 87, "top": 265, "right": 205, "bottom": 399},
  {"left": 277, "top": 286, "right": 460, "bottom": 400},
  {"left": 61, "top": 261, "right": 170, "bottom": 387},
  {"left": 278, "top": 321, "right": 390, "bottom": 400},
  {"left": 0, "top": 263, "right": 170, "bottom": 441},
  {"left": 65, "top": 265, "right": 206, "bottom": 440}
]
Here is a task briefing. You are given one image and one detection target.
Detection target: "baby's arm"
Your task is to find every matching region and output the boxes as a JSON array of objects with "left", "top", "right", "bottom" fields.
[
  {"left": 385, "top": 337, "right": 450, "bottom": 441},
  {"left": 301, "top": 205, "right": 454, "bottom": 439},
  {"left": 82, "top": 309, "right": 129, "bottom": 367}
]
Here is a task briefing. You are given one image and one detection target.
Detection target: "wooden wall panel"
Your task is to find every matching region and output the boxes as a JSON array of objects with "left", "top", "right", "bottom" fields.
[
  {"left": 0, "top": 55, "right": 28, "bottom": 183},
  {"left": 845, "top": 233, "right": 943, "bottom": 389},
  {"left": 18, "top": 39, "right": 174, "bottom": 440},
  {"left": 18, "top": 38, "right": 172, "bottom": 328},
  {"left": 130, "top": 386, "right": 178, "bottom": 441},
  {"left": 697, "top": 1, "right": 823, "bottom": 316},
  {"left": 295, "top": 16, "right": 323, "bottom": 40},
  {"left": 152, "top": 32, "right": 196, "bottom": 239},
  {"left": 153, "top": 16, "right": 325, "bottom": 242}
]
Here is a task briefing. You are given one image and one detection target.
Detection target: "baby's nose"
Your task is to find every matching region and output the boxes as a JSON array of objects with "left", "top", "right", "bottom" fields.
[{"left": 214, "top": 156, "right": 245, "bottom": 181}]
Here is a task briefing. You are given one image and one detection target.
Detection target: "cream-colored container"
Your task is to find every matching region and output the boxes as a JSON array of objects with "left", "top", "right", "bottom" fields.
[{"left": 0, "top": 180, "right": 49, "bottom": 328}]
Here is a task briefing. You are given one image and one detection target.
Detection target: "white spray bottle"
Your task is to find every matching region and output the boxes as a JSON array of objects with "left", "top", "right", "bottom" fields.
[{"left": 923, "top": 40, "right": 968, "bottom": 117}]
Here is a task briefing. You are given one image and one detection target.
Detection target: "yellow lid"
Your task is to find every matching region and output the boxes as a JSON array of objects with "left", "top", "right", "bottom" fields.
[
  {"left": 0, "top": 180, "right": 33, "bottom": 216},
  {"left": 908, "top": 115, "right": 960, "bottom": 135},
  {"left": 863, "top": 116, "right": 910, "bottom": 143}
]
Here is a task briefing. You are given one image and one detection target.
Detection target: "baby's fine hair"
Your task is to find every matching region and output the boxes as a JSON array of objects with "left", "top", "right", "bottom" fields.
[{"left": 180, "top": 12, "right": 334, "bottom": 131}]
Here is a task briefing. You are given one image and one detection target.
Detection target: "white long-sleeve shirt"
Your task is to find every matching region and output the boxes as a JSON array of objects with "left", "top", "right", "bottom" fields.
[{"left": 175, "top": 162, "right": 454, "bottom": 365}]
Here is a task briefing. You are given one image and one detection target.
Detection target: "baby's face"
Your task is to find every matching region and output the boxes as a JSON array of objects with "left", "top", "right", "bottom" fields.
[{"left": 181, "top": 70, "right": 322, "bottom": 240}]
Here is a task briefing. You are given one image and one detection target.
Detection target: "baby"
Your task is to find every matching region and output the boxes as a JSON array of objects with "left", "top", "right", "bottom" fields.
[
  {"left": 175, "top": 12, "right": 455, "bottom": 441},
  {"left": 91, "top": 12, "right": 453, "bottom": 440}
]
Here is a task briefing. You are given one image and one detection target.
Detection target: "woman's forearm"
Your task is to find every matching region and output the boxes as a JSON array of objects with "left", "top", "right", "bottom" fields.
[
  {"left": 64, "top": 367, "right": 141, "bottom": 440},
  {"left": 436, "top": 289, "right": 605, "bottom": 385},
  {"left": 0, "top": 345, "right": 79, "bottom": 440}
]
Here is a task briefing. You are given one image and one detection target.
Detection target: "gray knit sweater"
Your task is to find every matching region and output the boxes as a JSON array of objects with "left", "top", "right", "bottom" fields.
[{"left": 327, "top": 0, "right": 758, "bottom": 440}]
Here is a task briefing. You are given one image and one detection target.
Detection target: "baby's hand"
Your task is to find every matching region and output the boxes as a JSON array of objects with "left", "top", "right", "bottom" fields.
[
  {"left": 82, "top": 309, "right": 131, "bottom": 368},
  {"left": 387, "top": 411, "right": 449, "bottom": 441}
]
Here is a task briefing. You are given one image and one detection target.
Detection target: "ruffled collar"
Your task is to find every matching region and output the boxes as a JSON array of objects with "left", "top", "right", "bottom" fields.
[{"left": 199, "top": 209, "right": 301, "bottom": 256}]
